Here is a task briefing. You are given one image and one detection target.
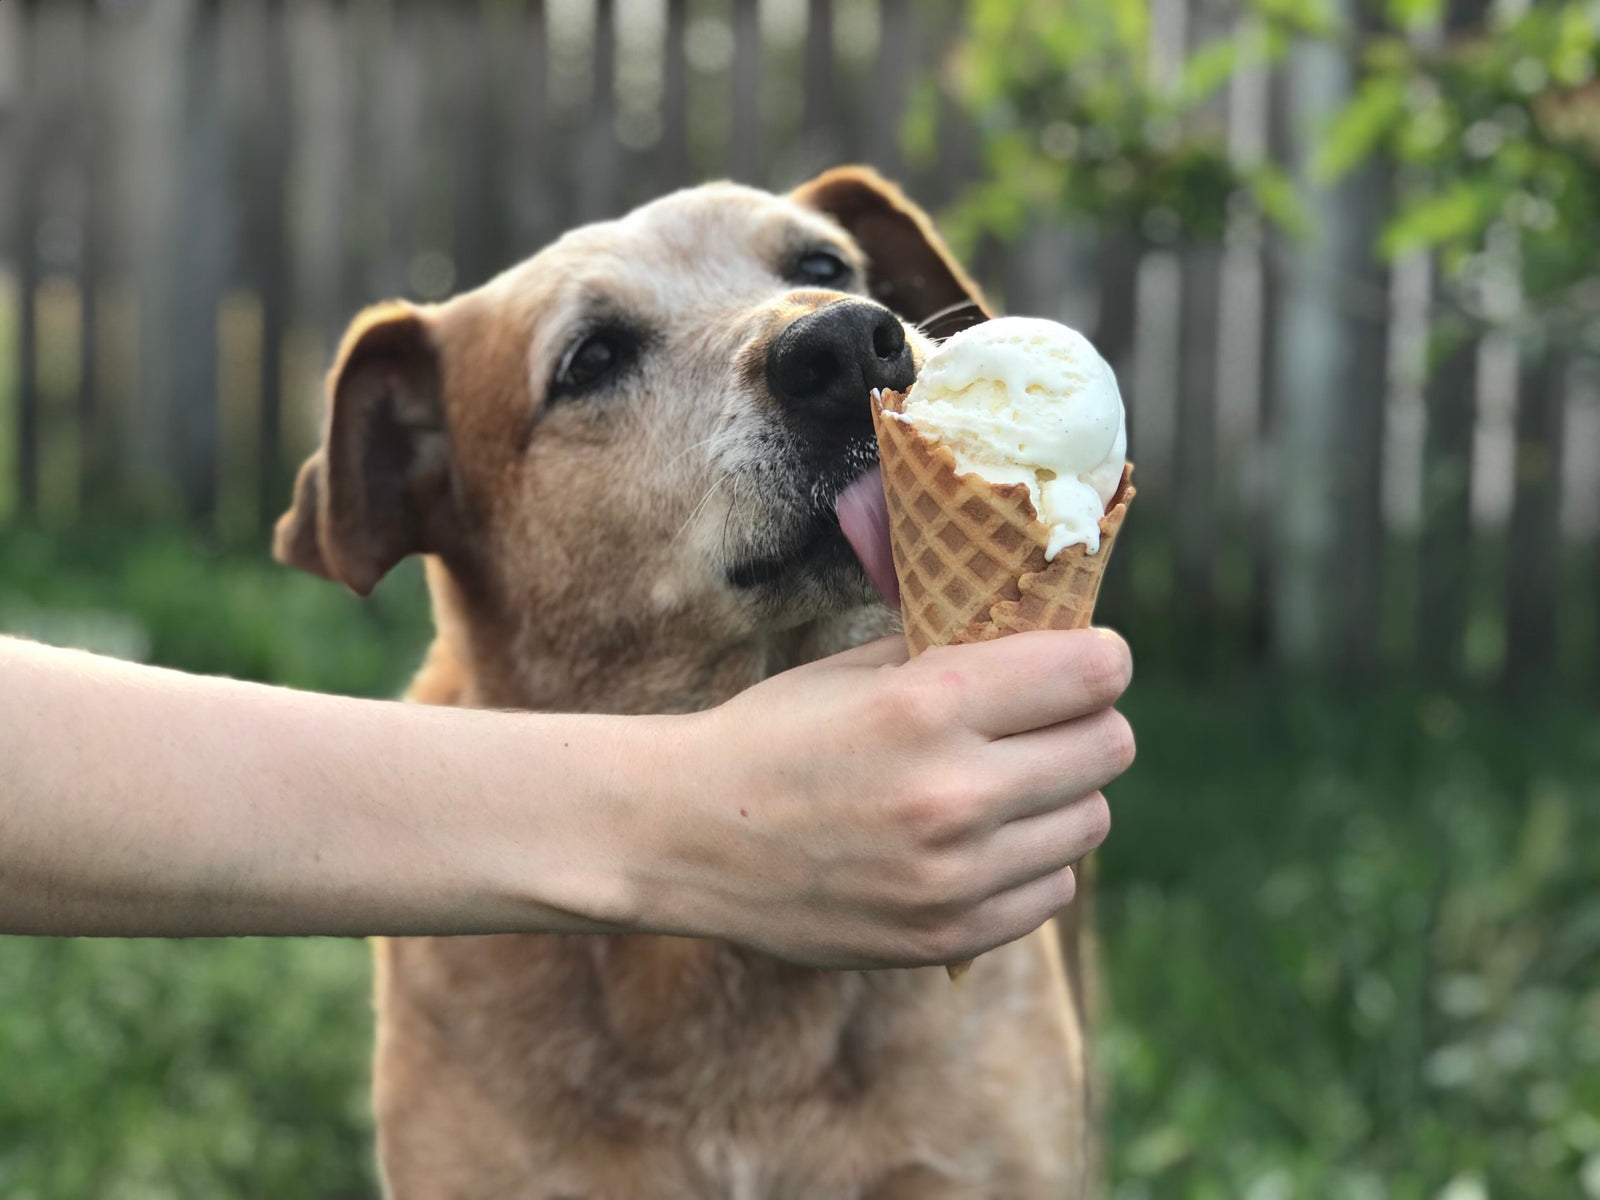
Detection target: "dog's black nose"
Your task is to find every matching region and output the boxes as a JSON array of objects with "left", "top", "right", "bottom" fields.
[{"left": 766, "top": 300, "right": 916, "bottom": 433}]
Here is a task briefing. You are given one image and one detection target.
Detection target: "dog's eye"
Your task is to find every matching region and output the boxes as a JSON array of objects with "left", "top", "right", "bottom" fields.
[
  {"left": 551, "top": 329, "right": 634, "bottom": 401},
  {"left": 790, "top": 250, "right": 851, "bottom": 287}
]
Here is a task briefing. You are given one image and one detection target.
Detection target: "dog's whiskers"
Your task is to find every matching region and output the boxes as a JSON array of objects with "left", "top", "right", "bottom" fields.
[
  {"left": 673, "top": 467, "right": 740, "bottom": 545},
  {"left": 718, "top": 468, "right": 764, "bottom": 567},
  {"left": 662, "top": 433, "right": 724, "bottom": 471}
]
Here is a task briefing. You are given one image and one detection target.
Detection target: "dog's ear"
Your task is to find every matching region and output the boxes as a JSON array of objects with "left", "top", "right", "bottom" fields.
[
  {"left": 273, "top": 302, "right": 460, "bottom": 597},
  {"left": 791, "top": 165, "right": 990, "bottom": 327}
]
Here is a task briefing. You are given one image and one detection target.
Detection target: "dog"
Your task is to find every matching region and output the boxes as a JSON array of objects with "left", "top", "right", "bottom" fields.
[{"left": 275, "top": 167, "right": 1094, "bottom": 1200}]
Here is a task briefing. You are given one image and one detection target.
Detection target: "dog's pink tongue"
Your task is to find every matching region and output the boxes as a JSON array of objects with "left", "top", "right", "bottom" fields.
[{"left": 836, "top": 468, "right": 900, "bottom": 608}]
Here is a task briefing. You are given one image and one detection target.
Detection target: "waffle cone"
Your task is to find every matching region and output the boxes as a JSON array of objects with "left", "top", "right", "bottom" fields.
[
  {"left": 870, "top": 389, "right": 1134, "bottom": 655},
  {"left": 868, "top": 388, "right": 1135, "bottom": 979}
]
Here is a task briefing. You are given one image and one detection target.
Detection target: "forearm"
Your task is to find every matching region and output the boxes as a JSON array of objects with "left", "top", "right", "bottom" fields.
[{"left": 0, "top": 638, "right": 654, "bottom": 937}]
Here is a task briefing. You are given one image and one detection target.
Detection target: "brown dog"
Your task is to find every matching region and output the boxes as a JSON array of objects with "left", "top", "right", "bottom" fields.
[{"left": 276, "top": 168, "right": 1092, "bottom": 1200}]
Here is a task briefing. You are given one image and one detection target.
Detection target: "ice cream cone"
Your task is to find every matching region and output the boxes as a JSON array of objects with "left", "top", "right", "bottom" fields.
[{"left": 868, "top": 387, "right": 1134, "bottom": 979}]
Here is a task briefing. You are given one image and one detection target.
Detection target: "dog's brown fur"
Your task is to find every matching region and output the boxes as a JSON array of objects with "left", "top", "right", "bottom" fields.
[{"left": 277, "top": 168, "right": 1092, "bottom": 1199}]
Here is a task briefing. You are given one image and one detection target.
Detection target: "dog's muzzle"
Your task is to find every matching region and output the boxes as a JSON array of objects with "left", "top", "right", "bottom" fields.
[
  {"left": 765, "top": 299, "right": 917, "bottom": 453},
  {"left": 722, "top": 298, "right": 913, "bottom": 600}
]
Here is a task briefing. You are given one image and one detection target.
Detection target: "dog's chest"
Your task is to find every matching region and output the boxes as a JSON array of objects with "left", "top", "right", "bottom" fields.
[
  {"left": 577, "top": 937, "right": 912, "bottom": 1110},
  {"left": 376, "top": 932, "right": 1080, "bottom": 1200},
  {"left": 388, "top": 935, "right": 931, "bottom": 1107}
]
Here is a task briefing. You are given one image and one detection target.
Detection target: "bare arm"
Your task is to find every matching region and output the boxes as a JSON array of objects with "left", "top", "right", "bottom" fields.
[
  {"left": 0, "top": 636, "right": 653, "bottom": 939},
  {"left": 0, "top": 631, "right": 1133, "bottom": 967}
]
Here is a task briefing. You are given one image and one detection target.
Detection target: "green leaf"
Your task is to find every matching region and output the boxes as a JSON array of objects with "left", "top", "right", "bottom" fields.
[
  {"left": 1314, "top": 75, "right": 1407, "bottom": 182},
  {"left": 899, "top": 79, "right": 942, "bottom": 167},
  {"left": 1180, "top": 36, "right": 1242, "bottom": 106},
  {"left": 1386, "top": 0, "right": 1443, "bottom": 33},
  {"left": 1380, "top": 182, "right": 1492, "bottom": 257},
  {"left": 1248, "top": 162, "right": 1312, "bottom": 235},
  {"left": 1251, "top": 0, "right": 1339, "bottom": 37}
]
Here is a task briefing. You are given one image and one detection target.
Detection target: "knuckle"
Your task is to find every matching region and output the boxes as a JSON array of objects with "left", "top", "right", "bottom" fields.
[
  {"left": 1077, "top": 634, "right": 1134, "bottom": 702},
  {"left": 890, "top": 788, "right": 946, "bottom": 841},
  {"left": 1100, "top": 710, "right": 1137, "bottom": 773},
  {"left": 886, "top": 666, "right": 965, "bottom": 736},
  {"left": 1079, "top": 792, "right": 1113, "bottom": 849},
  {"left": 893, "top": 774, "right": 980, "bottom": 843},
  {"left": 1054, "top": 865, "right": 1079, "bottom": 908},
  {"left": 905, "top": 850, "right": 971, "bottom": 911},
  {"left": 911, "top": 921, "right": 969, "bottom": 966}
]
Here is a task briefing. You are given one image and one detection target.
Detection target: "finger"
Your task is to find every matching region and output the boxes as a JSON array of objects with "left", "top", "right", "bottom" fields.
[
  {"left": 957, "top": 866, "right": 1077, "bottom": 958},
  {"left": 825, "top": 635, "right": 910, "bottom": 669},
  {"left": 921, "top": 628, "right": 1132, "bottom": 738},
  {"left": 974, "top": 792, "right": 1111, "bottom": 897},
  {"left": 980, "top": 707, "right": 1135, "bottom": 823}
]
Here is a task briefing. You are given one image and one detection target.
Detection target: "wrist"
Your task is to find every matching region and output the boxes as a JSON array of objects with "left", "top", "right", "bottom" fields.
[
  {"left": 449, "top": 709, "right": 670, "bottom": 936},
  {"left": 600, "top": 705, "right": 740, "bottom": 944}
]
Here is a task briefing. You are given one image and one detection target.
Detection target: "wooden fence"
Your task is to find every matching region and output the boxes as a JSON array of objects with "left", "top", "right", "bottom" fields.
[{"left": 1, "top": 0, "right": 1596, "bottom": 687}]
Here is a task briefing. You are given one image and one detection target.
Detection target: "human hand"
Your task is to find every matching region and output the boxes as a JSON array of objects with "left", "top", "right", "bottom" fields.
[{"left": 635, "top": 629, "right": 1134, "bottom": 968}]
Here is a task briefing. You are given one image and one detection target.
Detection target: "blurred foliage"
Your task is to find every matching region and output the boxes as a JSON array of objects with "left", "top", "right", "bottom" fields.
[
  {"left": 1101, "top": 684, "right": 1600, "bottom": 1200},
  {"left": 1319, "top": 0, "right": 1600, "bottom": 351},
  {"left": 0, "top": 939, "right": 376, "bottom": 1200},
  {"left": 3, "top": 528, "right": 1598, "bottom": 1198},
  {"left": 907, "top": 0, "right": 1323, "bottom": 252},
  {"left": 0, "top": 527, "right": 431, "bottom": 696},
  {"left": 927, "top": 0, "right": 1600, "bottom": 357}
]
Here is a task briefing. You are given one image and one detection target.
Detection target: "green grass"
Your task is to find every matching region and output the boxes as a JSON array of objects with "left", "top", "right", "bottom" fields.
[
  {"left": 0, "top": 525, "right": 432, "bottom": 697},
  {"left": 1099, "top": 686, "right": 1600, "bottom": 1200},
  {"left": 1, "top": 527, "right": 1596, "bottom": 1200}
]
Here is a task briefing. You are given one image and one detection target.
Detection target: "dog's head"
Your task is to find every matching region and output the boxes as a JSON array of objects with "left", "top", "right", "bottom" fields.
[{"left": 275, "top": 168, "right": 986, "bottom": 690}]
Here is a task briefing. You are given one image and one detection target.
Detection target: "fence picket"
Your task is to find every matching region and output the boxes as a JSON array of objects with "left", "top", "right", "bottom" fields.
[
  {"left": 10, "top": 0, "right": 40, "bottom": 518},
  {"left": 63, "top": 0, "right": 97, "bottom": 516},
  {"left": 868, "top": 0, "right": 911, "bottom": 180},
  {"left": 1503, "top": 348, "right": 1566, "bottom": 689},
  {"left": 0, "top": 0, "right": 1591, "bottom": 687},
  {"left": 1333, "top": 159, "right": 1393, "bottom": 675},
  {"left": 452, "top": 0, "right": 501, "bottom": 290},
  {"left": 1417, "top": 322, "right": 1478, "bottom": 678},
  {"left": 728, "top": 0, "right": 761, "bottom": 183},
  {"left": 508, "top": 0, "right": 553, "bottom": 250},
  {"left": 578, "top": 0, "right": 620, "bottom": 219},
  {"left": 658, "top": 0, "right": 690, "bottom": 191},
  {"left": 800, "top": 0, "right": 837, "bottom": 172},
  {"left": 1175, "top": 245, "right": 1221, "bottom": 659},
  {"left": 169, "top": 0, "right": 226, "bottom": 520},
  {"left": 250, "top": 0, "right": 292, "bottom": 528},
  {"left": 1091, "top": 233, "right": 1142, "bottom": 625}
]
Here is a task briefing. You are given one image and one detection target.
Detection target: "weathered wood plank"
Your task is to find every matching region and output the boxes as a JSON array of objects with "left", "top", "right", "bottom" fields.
[
  {"left": 1174, "top": 244, "right": 1221, "bottom": 657},
  {"left": 251, "top": 0, "right": 291, "bottom": 528},
  {"left": 1502, "top": 346, "right": 1565, "bottom": 690},
  {"left": 506, "top": 0, "right": 554, "bottom": 251},
  {"left": 868, "top": 0, "right": 910, "bottom": 179},
  {"left": 170, "top": 0, "right": 226, "bottom": 520},
  {"left": 10, "top": 0, "right": 41, "bottom": 518},
  {"left": 452, "top": 0, "right": 502, "bottom": 289},
  {"left": 71, "top": 0, "right": 105, "bottom": 515},
  {"left": 726, "top": 0, "right": 761, "bottom": 183},
  {"left": 1250, "top": 214, "right": 1281, "bottom": 659},
  {"left": 1090, "top": 233, "right": 1142, "bottom": 626},
  {"left": 799, "top": 0, "right": 837, "bottom": 172},
  {"left": 658, "top": 0, "right": 690, "bottom": 191},
  {"left": 577, "top": 0, "right": 620, "bottom": 219},
  {"left": 1332, "top": 158, "right": 1393, "bottom": 677},
  {"left": 1271, "top": 24, "right": 1353, "bottom": 668},
  {"left": 1416, "top": 321, "right": 1478, "bottom": 678}
]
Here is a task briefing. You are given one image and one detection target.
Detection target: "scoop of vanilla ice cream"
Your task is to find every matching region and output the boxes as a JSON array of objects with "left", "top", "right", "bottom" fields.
[{"left": 899, "top": 317, "right": 1126, "bottom": 557}]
